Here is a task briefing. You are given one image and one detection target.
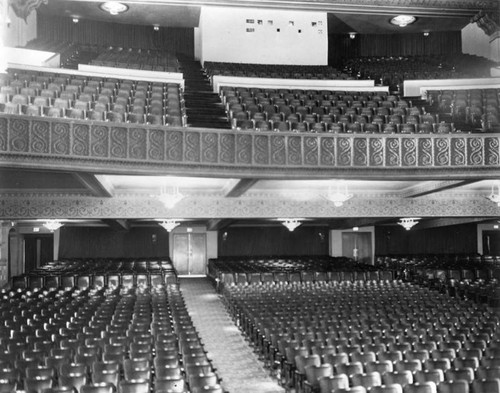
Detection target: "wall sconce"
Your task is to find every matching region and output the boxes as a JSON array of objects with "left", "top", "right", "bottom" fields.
[
  {"left": 279, "top": 219, "right": 301, "bottom": 232},
  {"left": 158, "top": 220, "right": 180, "bottom": 232},
  {"left": 349, "top": 32, "right": 357, "bottom": 39},
  {"left": 72, "top": 18, "right": 79, "bottom": 24},
  {"left": 153, "top": 25, "right": 159, "bottom": 31},
  {"left": 398, "top": 217, "right": 420, "bottom": 231},
  {"left": 43, "top": 220, "right": 64, "bottom": 232},
  {"left": 423, "top": 32, "right": 430, "bottom": 36}
]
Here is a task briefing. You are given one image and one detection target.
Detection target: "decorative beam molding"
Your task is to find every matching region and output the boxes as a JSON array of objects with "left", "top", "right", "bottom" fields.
[
  {"left": 401, "top": 180, "right": 480, "bottom": 198},
  {"left": 120, "top": 0, "right": 498, "bottom": 16},
  {"left": 72, "top": 173, "right": 114, "bottom": 197},
  {"left": 0, "top": 115, "right": 499, "bottom": 180},
  {"left": 414, "top": 217, "right": 488, "bottom": 230},
  {"left": 329, "top": 217, "right": 392, "bottom": 230},
  {"left": 225, "top": 179, "right": 259, "bottom": 198},
  {"left": 101, "top": 219, "right": 130, "bottom": 231},
  {"left": 471, "top": 10, "right": 500, "bottom": 36},
  {"left": 1, "top": 193, "right": 498, "bottom": 219},
  {"left": 9, "top": 0, "right": 47, "bottom": 21}
]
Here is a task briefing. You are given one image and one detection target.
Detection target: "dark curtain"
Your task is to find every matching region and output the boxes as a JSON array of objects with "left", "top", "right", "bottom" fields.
[
  {"left": 482, "top": 230, "right": 500, "bottom": 255},
  {"left": 59, "top": 227, "right": 169, "bottom": 259},
  {"left": 375, "top": 223, "right": 477, "bottom": 256},
  {"left": 329, "top": 31, "right": 461, "bottom": 64},
  {"left": 24, "top": 235, "right": 53, "bottom": 271},
  {"left": 37, "top": 15, "right": 194, "bottom": 56},
  {"left": 218, "top": 226, "right": 329, "bottom": 257}
]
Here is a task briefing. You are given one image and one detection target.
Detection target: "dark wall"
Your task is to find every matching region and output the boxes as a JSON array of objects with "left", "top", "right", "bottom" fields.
[
  {"left": 329, "top": 31, "right": 462, "bottom": 64},
  {"left": 218, "top": 226, "right": 329, "bottom": 257},
  {"left": 37, "top": 15, "right": 194, "bottom": 55},
  {"left": 59, "top": 227, "right": 169, "bottom": 259},
  {"left": 375, "top": 223, "right": 477, "bottom": 256}
]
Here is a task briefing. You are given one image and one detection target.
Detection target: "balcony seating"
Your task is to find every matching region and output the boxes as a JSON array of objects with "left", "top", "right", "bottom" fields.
[
  {"left": 2, "top": 69, "right": 185, "bottom": 127},
  {"left": 220, "top": 86, "right": 471, "bottom": 134}
]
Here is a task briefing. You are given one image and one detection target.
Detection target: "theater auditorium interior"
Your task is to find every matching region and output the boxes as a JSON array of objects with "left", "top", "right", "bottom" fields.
[{"left": 1, "top": 0, "right": 500, "bottom": 392}]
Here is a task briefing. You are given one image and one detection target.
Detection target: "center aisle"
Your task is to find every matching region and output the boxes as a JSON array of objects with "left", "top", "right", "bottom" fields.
[{"left": 179, "top": 278, "right": 285, "bottom": 393}]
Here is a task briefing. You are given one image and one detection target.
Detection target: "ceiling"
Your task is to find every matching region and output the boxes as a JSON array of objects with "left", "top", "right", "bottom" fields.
[
  {"left": 2, "top": 167, "right": 498, "bottom": 231},
  {"left": 36, "top": 0, "right": 475, "bottom": 34}
]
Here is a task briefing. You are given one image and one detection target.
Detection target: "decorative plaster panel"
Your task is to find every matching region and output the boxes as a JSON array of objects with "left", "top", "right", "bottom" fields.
[
  {"left": 0, "top": 194, "right": 498, "bottom": 219},
  {"left": 1, "top": 115, "right": 499, "bottom": 179}
]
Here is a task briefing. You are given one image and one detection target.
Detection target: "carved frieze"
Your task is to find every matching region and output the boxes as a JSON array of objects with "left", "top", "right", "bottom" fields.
[{"left": 0, "top": 193, "right": 498, "bottom": 219}]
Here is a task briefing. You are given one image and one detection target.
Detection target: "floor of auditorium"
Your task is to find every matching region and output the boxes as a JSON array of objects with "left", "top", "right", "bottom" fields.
[{"left": 180, "top": 277, "right": 285, "bottom": 393}]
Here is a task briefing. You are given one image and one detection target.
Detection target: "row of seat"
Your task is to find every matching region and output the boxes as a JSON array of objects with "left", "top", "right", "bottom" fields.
[
  {"left": 205, "top": 62, "right": 347, "bottom": 80},
  {"left": 0, "top": 70, "right": 185, "bottom": 126},
  {"left": 90, "top": 46, "right": 180, "bottom": 73},
  {"left": 341, "top": 54, "right": 495, "bottom": 90},
  {"left": 427, "top": 88, "right": 500, "bottom": 129},
  {"left": 0, "top": 280, "right": 224, "bottom": 393},
  {"left": 208, "top": 256, "right": 400, "bottom": 290},
  {"left": 11, "top": 259, "right": 178, "bottom": 290},
  {"left": 232, "top": 118, "right": 457, "bottom": 134},
  {"left": 228, "top": 104, "right": 429, "bottom": 121},
  {"left": 221, "top": 279, "right": 500, "bottom": 393},
  {"left": 0, "top": 103, "right": 181, "bottom": 125},
  {"left": 220, "top": 86, "right": 394, "bottom": 102}
]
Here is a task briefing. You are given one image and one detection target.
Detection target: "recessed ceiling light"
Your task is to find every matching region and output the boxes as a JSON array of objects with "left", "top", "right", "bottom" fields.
[
  {"left": 390, "top": 15, "right": 416, "bottom": 27},
  {"left": 99, "top": 2, "right": 129, "bottom": 15}
]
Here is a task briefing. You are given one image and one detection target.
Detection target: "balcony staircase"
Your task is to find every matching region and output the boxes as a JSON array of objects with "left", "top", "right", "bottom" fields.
[{"left": 179, "top": 58, "right": 231, "bottom": 129}]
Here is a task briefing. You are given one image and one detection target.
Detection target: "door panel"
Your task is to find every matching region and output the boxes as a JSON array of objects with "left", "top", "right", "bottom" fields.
[
  {"left": 173, "top": 234, "right": 189, "bottom": 275},
  {"left": 189, "top": 234, "right": 206, "bottom": 275},
  {"left": 173, "top": 233, "right": 206, "bottom": 275}
]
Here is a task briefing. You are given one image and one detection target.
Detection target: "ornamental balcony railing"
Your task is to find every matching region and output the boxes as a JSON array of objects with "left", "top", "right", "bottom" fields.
[{"left": 0, "top": 114, "right": 498, "bottom": 178}]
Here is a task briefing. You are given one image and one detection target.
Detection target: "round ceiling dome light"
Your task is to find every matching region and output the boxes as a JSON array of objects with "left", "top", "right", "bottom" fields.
[
  {"left": 99, "top": 2, "right": 129, "bottom": 15},
  {"left": 390, "top": 15, "right": 416, "bottom": 27}
]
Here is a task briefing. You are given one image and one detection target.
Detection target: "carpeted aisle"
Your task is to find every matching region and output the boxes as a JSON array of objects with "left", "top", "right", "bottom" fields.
[{"left": 179, "top": 277, "right": 285, "bottom": 393}]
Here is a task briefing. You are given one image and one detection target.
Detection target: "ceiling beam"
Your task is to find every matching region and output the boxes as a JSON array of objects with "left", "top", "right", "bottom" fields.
[
  {"left": 414, "top": 217, "right": 487, "bottom": 230},
  {"left": 72, "top": 173, "right": 114, "bottom": 197},
  {"left": 206, "top": 219, "right": 234, "bottom": 231},
  {"left": 402, "top": 180, "right": 480, "bottom": 198},
  {"left": 329, "top": 217, "right": 393, "bottom": 230},
  {"left": 225, "top": 179, "right": 259, "bottom": 198},
  {"left": 101, "top": 219, "right": 130, "bottom": 231}
]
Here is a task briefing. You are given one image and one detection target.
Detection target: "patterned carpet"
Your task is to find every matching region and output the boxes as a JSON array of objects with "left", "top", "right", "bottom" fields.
[{"left": 179, "top": 278, "right": 285, "bottom": 393}]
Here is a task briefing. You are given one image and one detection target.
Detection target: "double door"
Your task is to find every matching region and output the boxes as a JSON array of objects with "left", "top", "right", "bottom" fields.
[
  {"left": 342, "top": 232, "right": 372, "bottom": 264},
  {"left": 172, "top": 233, "right": 206, "bottom": 275}
]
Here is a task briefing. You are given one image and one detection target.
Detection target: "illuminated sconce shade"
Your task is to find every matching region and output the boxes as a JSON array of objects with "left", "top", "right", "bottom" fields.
[
  {"left": 159, "top": 220, "right": 180, "bottom": 232},
  {"left": 487, "top": 182, "right": 500, "bottom": 207},
  {"left": 99, "top": 2, "right": 129, "bottom": 15},
  {"left": 157, "top": 186, "right": 184, "bottom": 209},
  {"left": 280, "top": 219, "right": 301, "bottom": 232},
  {"left": 43, "top": 220, "right": 64, "bottom": 232},
  {"left": 325, "top": 180, "right": 353, "bottom": 207},
  {"left": 349, "top": 32, "right": 357, "bottom": 39},
  {"left": 398, "top": 217, "right": 420, "bottom": 230},
  {"left": 72, "top": 18, "right": 79, "bottom": 23},
  {"left": 153, "top": 25, "right": 159, "bottom": 31},
  {"left": 390, "top": 15, "right": 416, "bottom": 27}
]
